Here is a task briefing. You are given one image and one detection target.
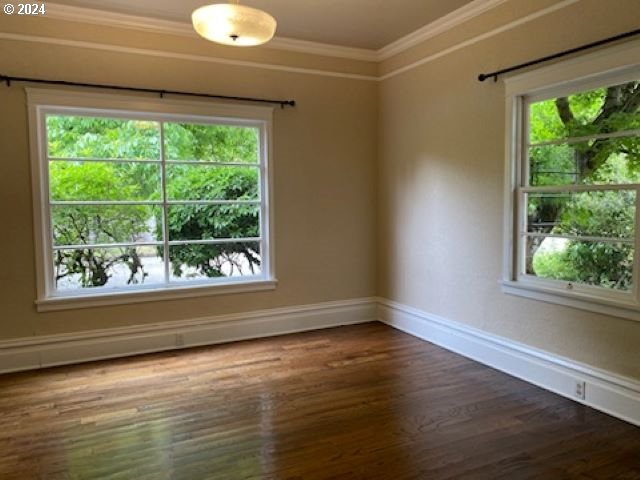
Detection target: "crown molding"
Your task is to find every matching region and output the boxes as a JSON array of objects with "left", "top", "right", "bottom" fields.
[
  {"left": 43, "top": 3, "right": 379, "bottom": 62},
  {"left": 377, "top": 0, "right": 508, "bottom": 60},
  {"left": 43, "top": 1, "right": 509, "bottom": 63},
  {"left": 0, "top": 32, "right": 379, "bottom": 81},
  {"left": 43, "top": 3, "right": 190, "bottom": 37},
  {"left": 269, "top": 37, "right": 378, "bottom": 62},
  {"left": 2, "top": 0, "right": 579, "bottom": 82},
  {"left": 379, "top": 0, "right": 580, "bottom": 80}
]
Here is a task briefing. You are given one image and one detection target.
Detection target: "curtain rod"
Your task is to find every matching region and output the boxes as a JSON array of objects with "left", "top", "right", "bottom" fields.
[
  {"left": 478, "top": 28, "right": 640, "bottom": 82},
  {"left": 0, "top": 74, "right": 296, "bottom": 108}
]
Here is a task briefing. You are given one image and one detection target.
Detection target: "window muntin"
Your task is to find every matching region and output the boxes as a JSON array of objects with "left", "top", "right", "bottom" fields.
[
  {"left": 519, "top": 78, "right": 640, "bottom": 295},
  {"left": 42, "top": 111, "right": 269, "bottom": 296}
]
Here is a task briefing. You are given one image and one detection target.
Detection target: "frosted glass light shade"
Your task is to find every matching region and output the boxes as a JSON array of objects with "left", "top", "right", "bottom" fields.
[{"left": 192, "top": 4, "right": 277, "bottom": 46}]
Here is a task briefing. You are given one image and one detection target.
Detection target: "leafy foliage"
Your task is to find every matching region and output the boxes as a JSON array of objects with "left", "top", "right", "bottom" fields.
[
  {"left": 160, "top": 123, "right": 261, "bottom": 279},
  {"left": 47, "top": 115, "right": 261, "bottom": 289},
  {"left": 47, "top": 116, "right": 160, "bottom": 160},
  {"left": 164, "top": 123, "right": 258, "bottom": 163},
  {"left": 528, "top": 80, "right": 640, "bottom": 290}
]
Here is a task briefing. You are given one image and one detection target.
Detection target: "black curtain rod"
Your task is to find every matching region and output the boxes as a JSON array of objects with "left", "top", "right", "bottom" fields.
[
  {"left": 0, "top": 74, "right": 296, "bottom": 108},
  {"left": 478, "top": 28, "right": 640, "bottom": 82}
]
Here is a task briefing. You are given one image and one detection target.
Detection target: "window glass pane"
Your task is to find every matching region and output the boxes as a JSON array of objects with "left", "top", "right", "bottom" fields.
[
  {"left": 47, "top": 116, "right": 160, "bottom": 160},
  {"left": 529, "top": 79, "right": 640, "bottom": 144},
  {"left": 167, "top": 204, "right": 260, "bottom": 241},
  {"left": 522, "top": 79, "right": 640, "bottom": 296},
  {"left": 54, "top": 247, "right": 164, "bottom": 291},
  {"left": 528, "top": 139, "right": 640, "bottom": 186},
  {"left": 526, "top": 190, "right": 635, "bottom": 239},
  {"left": 52, "top": 205, "right": 162, "bottom": 246},
  {"left": 164, "top": 123, "right": 259, "bottom": 163},
  {"left": 50, "top": 161, "right": 161, "bottom": 202},
  {"left": 169, "top": 242, "right": 261, "bottom": 281},
  {"left": 166, "top": 164, "right": 259, "bottom": 201},
  {"left": 43, "top": 111, "right": 269, "bottom": 296},
  {"left": 525, "top": 236, "right": 633, "bottom": 291}
]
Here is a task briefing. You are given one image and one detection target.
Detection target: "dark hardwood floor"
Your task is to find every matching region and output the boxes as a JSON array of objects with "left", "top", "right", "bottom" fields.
[{"left": 0, "top": 322, "right": 638, "bottom": 479}]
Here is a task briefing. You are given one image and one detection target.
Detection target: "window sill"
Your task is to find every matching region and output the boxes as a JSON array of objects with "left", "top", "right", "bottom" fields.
[
  {"left": 36, "top": 279, "right": 278, "bottom": 312},
  {"left": 501, "top": 281, "right": 640, "bottom": 323}
]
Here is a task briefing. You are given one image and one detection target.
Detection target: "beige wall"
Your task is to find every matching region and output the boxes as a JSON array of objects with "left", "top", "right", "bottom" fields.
[
  {"left": 0, "top": 17, "right": 377, "bottom": 339},
  {"left": 378, "top": 0, "right": 640, "bottom": 379},
  {"left": 1, "top": 0, "right": 639, "bottom": 381}
]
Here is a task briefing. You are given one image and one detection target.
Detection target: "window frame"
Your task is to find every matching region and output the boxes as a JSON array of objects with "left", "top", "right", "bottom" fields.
[
  {"left": 28, "top": 89, "right": 276, "bottom": 312},
  {"left": 502, "top": 38, "right": 640, "bottom": 322}
]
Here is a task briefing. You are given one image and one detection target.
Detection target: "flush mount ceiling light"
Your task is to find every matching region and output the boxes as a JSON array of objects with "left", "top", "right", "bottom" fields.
[{"left": 192, "top": 1, "right": 277, "bottom": 47}]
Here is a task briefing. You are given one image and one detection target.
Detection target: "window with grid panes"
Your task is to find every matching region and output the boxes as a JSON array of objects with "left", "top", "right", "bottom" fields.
[
  {"left": 515, "top": 75, "right": 640, "bottom": 304},
  {"left": 30, "top": 95, "right": 274, "bottom": 307}
]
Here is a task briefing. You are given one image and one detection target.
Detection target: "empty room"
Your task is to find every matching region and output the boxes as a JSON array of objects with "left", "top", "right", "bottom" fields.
[{"left": 0, "top": 0, "right": 639, "bottom": 478}]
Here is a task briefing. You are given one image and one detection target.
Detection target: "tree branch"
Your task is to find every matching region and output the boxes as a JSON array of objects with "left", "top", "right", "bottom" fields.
[
  {"left": 555, "top": 97, "right": 574, "bottom": 126},
  {"left": 621, "top": 83, "right": 640, "bottom": 114}
]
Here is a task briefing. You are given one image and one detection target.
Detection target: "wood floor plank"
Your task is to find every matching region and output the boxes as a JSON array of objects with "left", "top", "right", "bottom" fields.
[{"left": 0, "top": 322, "right": 638, "bottom": 479}]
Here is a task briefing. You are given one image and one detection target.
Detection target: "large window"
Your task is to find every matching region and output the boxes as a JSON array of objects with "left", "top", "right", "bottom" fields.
[
  {"left": 522, "top": 78, "right": 639, "bottom": 296},
  {"left": 29, "top": 91, "right": 274, "bottom": 310},
  {"left": 504, "top": 46, "right": 640, "bottom": 318}
]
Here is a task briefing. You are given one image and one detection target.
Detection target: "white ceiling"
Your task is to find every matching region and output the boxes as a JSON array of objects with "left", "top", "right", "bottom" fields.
[{"left": 48, "top": 0, "right": 477, "bottom": 50}]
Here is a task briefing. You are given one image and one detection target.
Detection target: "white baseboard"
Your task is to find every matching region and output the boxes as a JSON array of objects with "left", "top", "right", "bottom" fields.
[
  {"left": 378, "top": 298, "right": 640, "bottom": 427},
  {"left": 2, "top": 295, "right": 638, "bottom": 427},
  {"left": 0, "top": 297, "right": 377, "bottom": 374}
]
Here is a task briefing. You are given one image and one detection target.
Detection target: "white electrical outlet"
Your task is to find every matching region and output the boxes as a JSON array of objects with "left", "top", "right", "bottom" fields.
[{"left": 575, "top": 380, "right": 586, "bottom": 400}]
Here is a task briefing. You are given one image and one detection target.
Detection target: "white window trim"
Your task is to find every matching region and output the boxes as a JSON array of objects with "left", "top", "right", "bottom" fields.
[
  {"left": 502, "top": 38, "right": 640, "bottom": 322},
  {"left": 27, "top": 88, "right": 277, "bottom": 312}
]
